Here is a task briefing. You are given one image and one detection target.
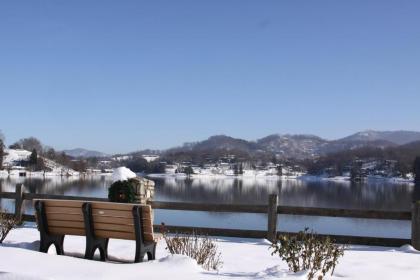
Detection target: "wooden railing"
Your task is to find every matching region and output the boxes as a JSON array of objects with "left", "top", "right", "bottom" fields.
[{"left": 1, "top": 184, "right": 419, "bottom": 248}]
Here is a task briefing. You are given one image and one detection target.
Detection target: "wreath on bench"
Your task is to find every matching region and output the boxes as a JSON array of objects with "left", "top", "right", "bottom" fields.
[{"left": 108, "top": 179, "right": 136, "bottom": 203}]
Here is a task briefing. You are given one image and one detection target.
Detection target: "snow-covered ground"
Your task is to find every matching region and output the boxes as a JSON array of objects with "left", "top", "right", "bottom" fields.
[{"left": 1, "top": 225, "right": 420, "bottom": 279}]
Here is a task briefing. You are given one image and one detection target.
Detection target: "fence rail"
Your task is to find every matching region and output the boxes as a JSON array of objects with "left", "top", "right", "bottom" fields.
[{"left": 0, "top": 184, "right": 419, "bottom": 248}]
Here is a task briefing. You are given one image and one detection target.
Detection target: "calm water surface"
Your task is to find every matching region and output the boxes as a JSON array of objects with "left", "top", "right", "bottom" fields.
[{"left": 0, "top": 176, "right": 415, "bottom": 239}]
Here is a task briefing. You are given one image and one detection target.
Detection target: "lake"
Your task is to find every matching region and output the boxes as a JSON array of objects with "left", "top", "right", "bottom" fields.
[{"left": 0, "top": 175, "right": 415, "bottom": 239}]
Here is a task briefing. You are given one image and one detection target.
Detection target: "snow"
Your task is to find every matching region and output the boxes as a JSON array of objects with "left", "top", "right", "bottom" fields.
[
  {"left": 112, "top": 167, "right": 137, "bottom": 182},
  {"left": 1, "top": 225, "right": 420, "bottom": 279},
  {"left": 2, "top": 149, "right": 31, "bottom": 167}
]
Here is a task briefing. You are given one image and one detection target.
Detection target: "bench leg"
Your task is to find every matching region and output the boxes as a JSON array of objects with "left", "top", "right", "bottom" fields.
[
  {"left": 135, "top": 242, "right": 156, "bottom": 263},
  {"left": 84, "top": 238, "right": 109, "bottom": 261},
  {"left": 147, "top": 243, "right": 156, "bottom": 261},
  {"left": 39, "top": 234, "right": 64, "bottom": 255}
]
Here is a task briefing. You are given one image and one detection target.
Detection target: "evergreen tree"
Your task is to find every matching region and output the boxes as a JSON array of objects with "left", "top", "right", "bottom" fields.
[
  {"left": 277, "top": 165, "right": 283, "bottom": 176},
  {"left": 29, "top": 149, "right": 38, "bottom": 166},
  {"left": 184, "top": 166, "right": 194, "bottom": 177},
  {"left": 239, "top": 163, "right": 243, "bottom": 175},
  {"left": 233, "top": 164, "right": 239, "bottom": 176}
]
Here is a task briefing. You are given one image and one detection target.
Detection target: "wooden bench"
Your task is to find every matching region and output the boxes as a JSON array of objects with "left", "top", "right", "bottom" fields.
[{"left": 34, "top": 199, "right": 157, "bottom": 262}]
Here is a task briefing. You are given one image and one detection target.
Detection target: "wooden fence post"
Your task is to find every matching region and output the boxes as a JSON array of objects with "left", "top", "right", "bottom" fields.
[
  {"left": 412, "top": 202, "right": 420, "bottom": 250},
  {"left": 267, "top": 194, "right": 278, "bottom": 242},
  {"left": 14, "top": 184, "right": 24, "bottom": 223}
]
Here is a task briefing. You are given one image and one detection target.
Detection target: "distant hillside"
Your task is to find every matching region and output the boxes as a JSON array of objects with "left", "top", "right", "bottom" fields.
[
  {"left": 162, "top": 130, "right": 420, "bottom": 160},
  {"left": 306, "top": 140, "right": 420, "bottom": 175},
  {"left": 62, "top": 148, "right": 109, "bottom": 158},
  {"left": 338, "top": 130, "right": 420, "bottom": 145}
]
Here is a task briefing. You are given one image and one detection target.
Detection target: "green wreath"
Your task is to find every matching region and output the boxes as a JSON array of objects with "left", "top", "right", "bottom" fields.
[{"left": 108, "top": 179, "right": 136, "bottom": 203}]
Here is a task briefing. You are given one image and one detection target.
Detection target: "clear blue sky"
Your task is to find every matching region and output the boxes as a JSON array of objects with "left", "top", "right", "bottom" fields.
[{"left": 1, "top": 0, "right": 419, "bottom": 154}]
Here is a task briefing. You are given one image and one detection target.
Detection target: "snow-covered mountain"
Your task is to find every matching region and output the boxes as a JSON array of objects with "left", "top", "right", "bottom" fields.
[
  {"left": 257, "top": 134, "right": 328, "bottom": 159},
  {"left": 62, "top": 148, "right": 109, "bottom": 158},
  {"left": 338, "top": 130, "right": 420, "bottom": 145},
  {"left": 165, "top": 130, "right": 420, "bottom": 159}
]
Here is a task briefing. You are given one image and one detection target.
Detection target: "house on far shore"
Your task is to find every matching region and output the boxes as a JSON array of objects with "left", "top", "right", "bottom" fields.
[{"left": 142, "top": 155, "right": 160, "bottom": 162}]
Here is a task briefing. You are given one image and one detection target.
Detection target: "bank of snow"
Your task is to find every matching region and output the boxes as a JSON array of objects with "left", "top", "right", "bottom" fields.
[{"left": 1, "top": 225, "right": 420, "bottom": 279}]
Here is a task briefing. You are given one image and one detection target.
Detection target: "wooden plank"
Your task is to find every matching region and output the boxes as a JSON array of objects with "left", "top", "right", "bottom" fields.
[
  {"left": 49, "top": 226, "right": 85, "bottom": 236},
  {"left": 15, "top": 184, "right": 24, "bottom": 222},
  {"left": 92, "top": 209, "right": 132, "bottom": 218},
  {"left": 154, "top": 225, "right": 268, "bottom": 239},
  {"left": 25, "top": 193, "right": 108, "bottom": 202},
  {"left": 42, "top": 200, "right": 84, "bottom": 208},
  {"left": 92, "top": 216, "right": 134, "bottom": 225},
  {"left": 412, "top": 202, "right": 420, "bottom": 250},
  {"left": 150, "top": 201, "right": 267, "bottom": 213},
  {"left": 277, "top": 231, "right": 411, "bottom": 247},
  {"left": 46, "top": 213, "right": 84, "bottom": 222},
  {"left": 92, "top": 202, "right": 151, "bottom": 212},
  {"left": 267, "top": 194, "right": 278, "bottom": 242},
  {"left": 48, "top": 220, "right": 84, "bottom": 229},
  {"left": 277, "top": 206, "right": 411, "bottom": 220},
  {"left": 95, "top": 230, "right": 135, "bottom": 240},
  {"left": 0, "top": 192, "right": 16, "bottom": 199},
  {"left": 143, "top": 232, "right": 154, "bottom": 242},
  {"left": 45, "top": 206, "right": 83, "bottom": 215},
  {"left": 93, "top": 223, "right": 134, "bottom": 233}
]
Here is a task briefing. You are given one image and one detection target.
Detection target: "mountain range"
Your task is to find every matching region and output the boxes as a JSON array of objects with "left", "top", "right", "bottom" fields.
[
  {"left": 62, "top": 148, "right": 109, "bottom": 158},
  {"left": 167, "top": 130, "right": 420, "bottom": 159},
  {"left": 66, "top": 130, "right": 420, "bottom": 159}
]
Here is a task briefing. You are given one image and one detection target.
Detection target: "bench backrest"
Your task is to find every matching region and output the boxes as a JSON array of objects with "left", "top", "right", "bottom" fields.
[
  {"left": 88, "top": 201, "right": 154, "bottom": 242},
  {"left": 36, "top": 200, "right": 85, "bottom": 236},
  {"left": 34, "top": 199, "right": 154, "bottom": 242}
]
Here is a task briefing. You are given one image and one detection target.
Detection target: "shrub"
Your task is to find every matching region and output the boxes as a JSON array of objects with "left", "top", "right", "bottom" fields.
[
  {"left": 270, "top": 228, "right": 345, "bottom": 280},
  {"left": 108, "top": 179, "right": 136, "bottom": 203},
  {"left": 161, "top": 224, "right": 223, "bottom": 271},
  {"left": 0, "top": 210, "right": 18, "bottom": 243}
]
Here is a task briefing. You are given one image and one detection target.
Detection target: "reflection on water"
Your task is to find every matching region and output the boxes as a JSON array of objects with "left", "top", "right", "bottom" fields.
[
  {"left": 153, "top": 176, "right": 414, "bottom": 211},
  {"left": 0, "top": 176, "right": 415, "bottom": 238}
]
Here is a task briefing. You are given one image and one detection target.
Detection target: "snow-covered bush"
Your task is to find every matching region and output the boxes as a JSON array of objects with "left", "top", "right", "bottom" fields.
[
  {"left": 270, "top": 228, "right": 345, "bottom": 280},
  {"left": 108, "top": 179, "right": 136, "bottom": 203},
  {"left": 161, "top": 224, "right": 222, "bottom": 271},
  {"left": 0, "top": 210, "right": 18, "bottom": 243}
]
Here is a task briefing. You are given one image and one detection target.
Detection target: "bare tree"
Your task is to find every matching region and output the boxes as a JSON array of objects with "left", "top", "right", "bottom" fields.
[{"left": 11, "top": 137, "right": 43, "bottom": 153}]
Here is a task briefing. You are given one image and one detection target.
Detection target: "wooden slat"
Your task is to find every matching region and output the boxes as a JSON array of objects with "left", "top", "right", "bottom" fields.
[
  {"left": 150, "top": 201, "right": 267, "bottom": 213},
  {"left": 25, "top": 193, "right": 108, "bottom": 202},
  {"left": 277, "top": 206, "right": 411, "bottom": 220},
  {"left": 92, "top": 216, "right": 134, "bottom": 225},
  {"left": 46, "top": 213, "right": 84, "bottom": 222},
  {"left": 154, "top": 225, "right": 268, "bottom": 239},
  {"left": 92, "top": 209, "right": 132, "bottom": 218},
  {"left": 95, "top": 230, "right": 135, "bottom": 240},
  {"left": 143, "top": 232, "right": 154, "bottom": 242},
  {"left": 45, "top": 206, "right": 83, "bottom": 215},
  {"left": 0, "top": 192, "right": 16, "bottom": 199},
  {"left": 42, "top": 200, "right": 84, "bottom": 208},
  {"left": 92, "top": 202, "right": 143, "bottom": 211},
  {"left": 49, "top": 226, "right": 85, "bottom": 236},
  {"left": 93, "top": 222, "right": 134, "bottom": 233},
  {"left": 48, "top": 220, "right": 84, "bottom": 229}
]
